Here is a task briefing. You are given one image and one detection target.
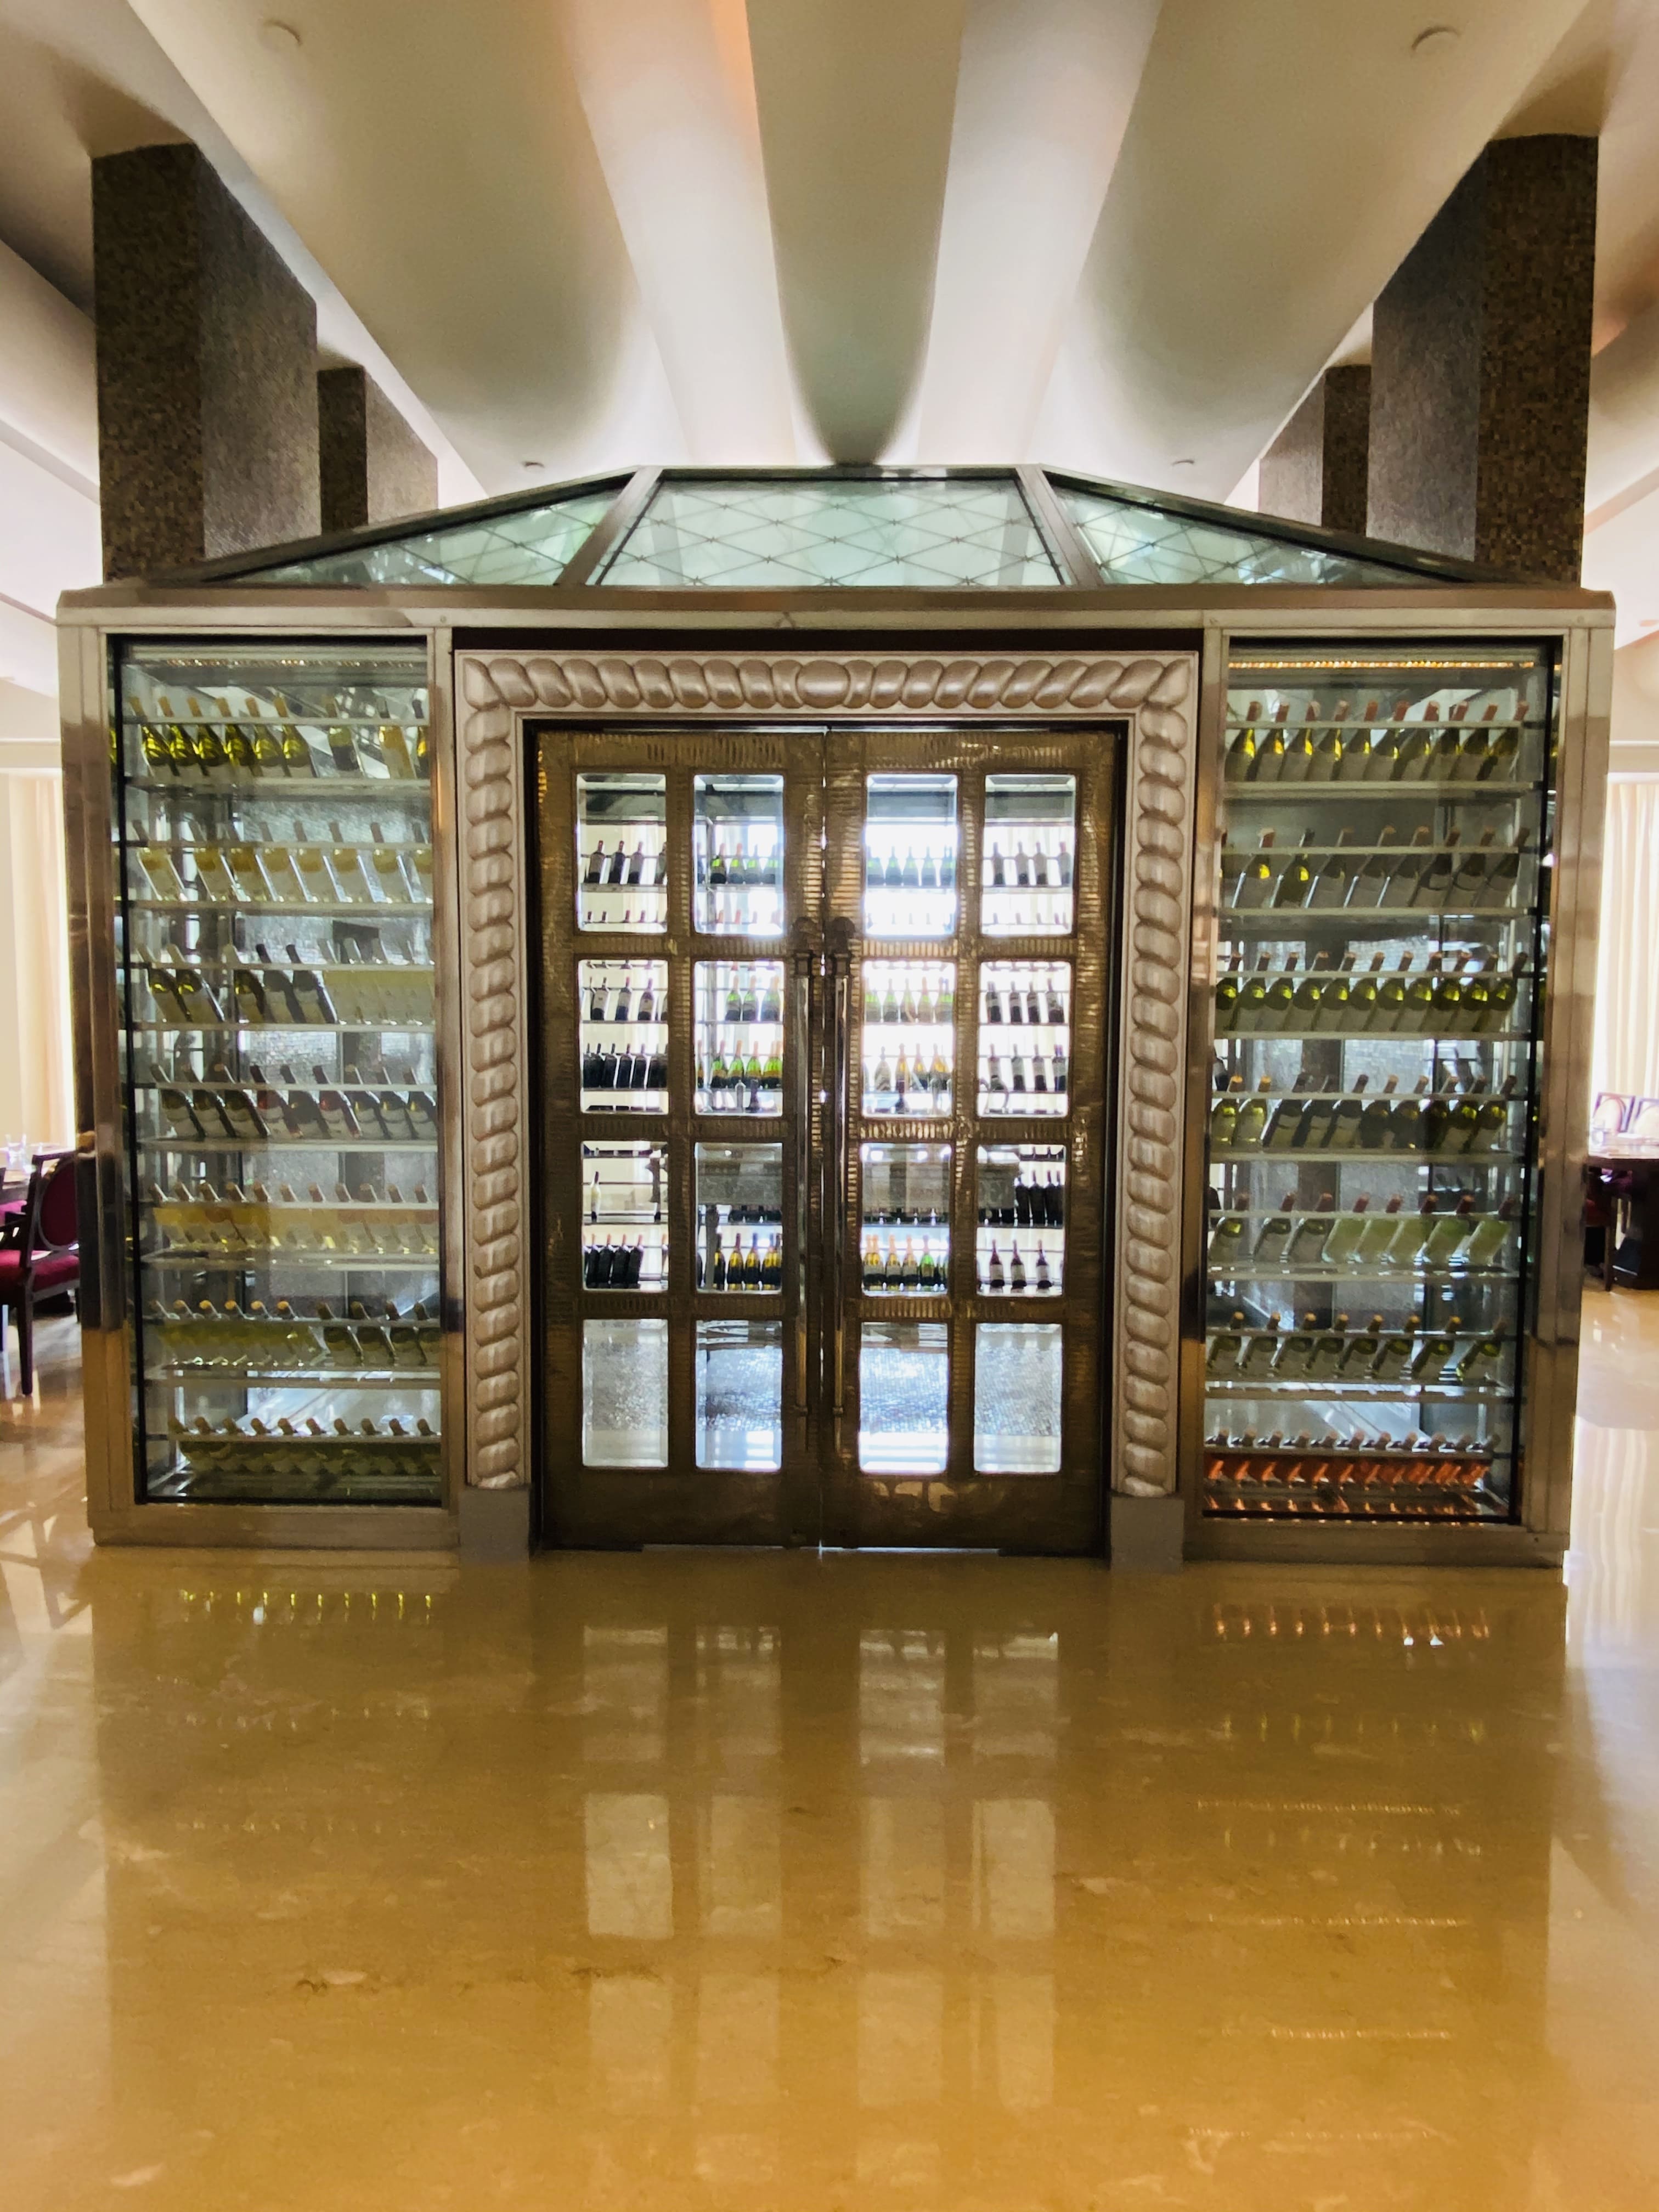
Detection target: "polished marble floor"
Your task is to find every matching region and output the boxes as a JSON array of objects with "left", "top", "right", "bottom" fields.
[{"left": 2, "top": 1301, "right": 1657, "bottom": 2208}]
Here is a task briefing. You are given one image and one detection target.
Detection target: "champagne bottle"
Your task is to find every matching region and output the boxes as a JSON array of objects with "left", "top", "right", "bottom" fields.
[
  {"left": 1389, "top": 1075, "right": 1430, "bottom": 1152},
  {"left": 1237, "top": 1318, "right": 1281, "bottom": 1378},
  {"left": 1207, "top": 1211, "right": 1248, "bottom": 1268},
  {"left": 1371, "top": 1320, "right": 1418, "bottom": 1381},
  {"left": 1451, "top": 826, "right": 1497, "bottom": 907},
  {"left": 1215, "top": 956, "right": 1242, "bottom": 1032},
  {"left": 1262, "top": 1082, "right": 1305, "bottom": 1151},
  {"left": 1452, "top": 1331, "right": 1504, "bottom": 1386},
  {"left": 1403, "top": 957, "right": 1438, "bottom": 1035},
  {"left": 1409, "top": 1323, "right": 1457, "bottom": 1383},
  {"left": 1356, "top": 1074, "right": 1398, "bottom": 1149},
  {"left": 1272, "top": 1311, "right": 1322, "bottom": 1377},
  {"left": 1294, "top": 1084, "right": 1339, "bottom": 1151},
  {"left": 1290, "top": 953, "right": 1328, "bottom": 1028},
  {"left": 1313, "top": 952, "right": 1355, "bottom": 1034},
  {"left": 1474, "top": 1074, "right": 1519, "bottom": 1152},
  {"left": 1306, "top": 1315, "right": 1350, "bottom": 1380},
  {"left": 1448, "top": 702, "right": 1498, "bottom": 782},
  {"left": 1412, "top": 829, "right": 1460, "bottom": 910},
  {"left": 1352, "top": 1193, "right": 1404, "bottom": 1266},
  {"left": 1280, "top": 708, "right": 1318, "bottom": 782},
  {"left": 1339, "top": 699, "right": 1381, "bottom": 782},
  {"left": 1393, "top": 712, "right": 1435, "bottom": 781},
  {"left": 1421, "top": 1195, "right": 1476, "bottom": 1267},
  {"left": 1234, "top": 955, "right": 1271, "bottom": 1034},
  {"left": 1261, "top": 953, "right": 1299, "bottom": 1032},
  {"left": 1479, "top": 833, "right": 1528, "bottom": 911}
]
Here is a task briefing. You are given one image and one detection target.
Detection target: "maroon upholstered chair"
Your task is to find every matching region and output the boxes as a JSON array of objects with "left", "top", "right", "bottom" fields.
[{"left": 0, "top": 1149, "right": 80, "bottom": 1393}]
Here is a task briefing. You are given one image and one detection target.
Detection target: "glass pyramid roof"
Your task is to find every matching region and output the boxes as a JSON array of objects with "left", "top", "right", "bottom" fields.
[{"left": 215, "top": 466, "right": 1491, "bottom": 592}]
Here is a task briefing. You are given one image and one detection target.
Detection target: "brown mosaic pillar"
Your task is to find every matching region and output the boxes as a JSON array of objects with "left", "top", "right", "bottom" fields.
[
  {"left": 1259, "top": 365, "right": 1370, "bottom": 535},
  {"left": 318, "top": 364, "right": 437, "bottom": 533},
  {"left": 92, "top": 143, "right": 320, "bottom": 579},
  {"left": 1367, "top": 134, "right": 1597, "bottom": 584}
]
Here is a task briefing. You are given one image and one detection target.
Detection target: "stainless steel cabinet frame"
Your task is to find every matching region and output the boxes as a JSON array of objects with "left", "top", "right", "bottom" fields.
[{"left": 58, "top": 563, "right": 1612, "bottom": 1562}]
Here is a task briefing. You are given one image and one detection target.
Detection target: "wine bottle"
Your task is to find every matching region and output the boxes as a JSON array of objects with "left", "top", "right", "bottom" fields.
[
  {"left": 1306, "top": 828, "right": 1359, "bottom": 910},
  {"left": 987, "top": 1240, "right": 1006, "bottom": 1292},
  {"left": 1294, "top": 1084, "right": 1339, "bottom": 1151},
  {"left": 1310, "top": 707, "right": 1346, "bottom": 782},
  {"left": 1235, "top": 830, "right": 1278, "bottom": 909},
  {"left": 1252, "top": 1194, "right": 1297, "bottom": 1265},
  {"left": 1226, "top": 707, "right": 1260, "bottom": 782},
  {"left": 1463, "top": 1197, "right": 1519, "bottom": 1271},
  {"left": 1273, "top": 1312, "right": 1321, "bottom": 1378},
  {"left": 1237, "top": 1319, "right": 1280, "bottom": 1378},
  {"left": 1285, "top": 1194, "right": 1335, "bottom": 1266},
  {"left": 1261, "top": 954, "right": 1299, "bottom": 1032},
  {"left": 1479, "top": 833, "right": 1528, "bottom": 911},
  {"left": 1351, "top": 824, "right": 1401, "bottom": 909},
  {"left": 1208, "top": 1211, "right": 1247, "bottom": 1268},
  {"left": 1474, "top": 1074, "right": 1519, "bottom": 1152},
  {"left": 1290, "top": 955, "right": 1327, "bottom": 1029},
  {"left": 1261, "top": 1080, "right": 1305, "bottom": 1151},
  {"left": 1421, "top": 1196, "right": 1476, "bottom": 1268},
  {"left": 1273, "top": 828, "right": 1317, "bottom": 909},
  {"left": 1325, "top": 1074, "right": 1369, "bottom": 1150},
  {"left": 1323, "top": 1198, "right": 1370, "bottom": 1267},
  {"left": 1234, "top": 955, "right": 1272, "bottom": 1034},
  {"left": 1249, "top": 706, "right": 1289, "bottom": 782},
  {"left": 1207, "top": 1313, "right": 1246, "bottom": 1373},
  {"left": 1234, "top": 1076, "right": 1272, "bottom": 1152},
  {"left": 1210, "top": 1077, "right": 1244, "bottom": 1150},
  {"left": 1385, "top": 823, "right": 1434, "bottom": 907},
  {"left": 1338, "top": 700, "right": 1381, "bottom": 782}
]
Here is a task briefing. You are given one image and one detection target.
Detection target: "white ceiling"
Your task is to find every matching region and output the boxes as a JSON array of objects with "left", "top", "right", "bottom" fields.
[{"left": 8, "top": 0, "right": 1659, "bottom": 693}]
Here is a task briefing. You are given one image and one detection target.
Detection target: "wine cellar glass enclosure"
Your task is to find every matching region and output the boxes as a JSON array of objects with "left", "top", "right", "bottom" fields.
[{"left": 57, "top": 463, "right": 1611, "bottom": 1564}]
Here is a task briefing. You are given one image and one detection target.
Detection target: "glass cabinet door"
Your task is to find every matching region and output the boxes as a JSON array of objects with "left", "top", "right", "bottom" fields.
[
  {"left": 823, "top": 735, "right": 1110, "bottom": 1550},
  {"left": 538, "top": 735, "right": 817, "bottom": 1544},
  {"left": 116, "top": 645, "right": 444, "bottom": 1505},
  {"left": 1203, "top": 647, "right": 1554, "bottom": 1524}
]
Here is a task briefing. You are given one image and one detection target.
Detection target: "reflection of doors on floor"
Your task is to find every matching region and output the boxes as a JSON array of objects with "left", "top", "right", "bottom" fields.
[{"left": 537, "top": 724, "right": 1116, "bottom": 1552}]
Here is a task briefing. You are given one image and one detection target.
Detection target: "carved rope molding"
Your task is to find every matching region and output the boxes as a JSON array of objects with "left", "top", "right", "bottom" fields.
[{"left": 455, "top": 648, "right": 1198, "bottom": 1496}]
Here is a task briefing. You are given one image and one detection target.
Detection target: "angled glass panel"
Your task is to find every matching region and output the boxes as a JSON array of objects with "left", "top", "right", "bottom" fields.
[
  {"left": 1056, "top": 483, "right": 1427, "bottom": 588},
  {"left": 602, "top": 477, "right": 1060, "bottom": 589},
  {"left": 252, "top": 490, "right": 616, "bottom": 586}
]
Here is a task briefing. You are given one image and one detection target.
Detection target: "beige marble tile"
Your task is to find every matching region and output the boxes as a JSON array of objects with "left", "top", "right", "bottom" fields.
[{"left": 0, "top": 1302, "right": 1656, "bottom": 2207}]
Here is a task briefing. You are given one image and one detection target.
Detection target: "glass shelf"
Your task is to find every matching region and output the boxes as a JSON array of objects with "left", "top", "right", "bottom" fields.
[
  {"left": 1203, "top": 648, "right": 1552, "bottom": 1526},
  {"left": 117, "top": 644, "right": 444, "bottom": 1508}
]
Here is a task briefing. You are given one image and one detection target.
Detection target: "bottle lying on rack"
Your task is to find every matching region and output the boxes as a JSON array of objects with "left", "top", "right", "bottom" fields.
[
  {"left": 1203, "top": 1430, "right": 1495, "bottom": 1519},
  {"left": 1206, "top": 1307, "right": 1506, "bottom": 1385},
  {"left": 166, "top": 1412, "right": 440, "bottom": 1485},
  {"left": 583, "top": 1045, "right": 669, "bottom": 1097},
  {"left": 151, "top": 1060, "right": 437, "bottom": 1146},
  {"left": 145, "top": 1295, "right": 439, "bottom": 1371},
  {"left": 583, "top": 1237, "right": 663, "bottom": 1288},
  {"left": 1223, "top": 823, "right": 1527, "bottom": 914},
  {"left": 1223, "top": 697, "right": 1523, "bottom": 787},
  {"left": 134, "top": 821, "right": 432, "bottom": 910},
  {"left": 130, "top": 691, "right": 429, "bottom": 785},
  {"left": 146, "top": 1177, "right": 438, "bottom": 1259},
  {"left": 1210, "top": 1065, "right": 1517, "bottom": 1156},
  {"left": 1216, "top": 950, "right": 1530, "bottom": 1038},
  {"left": 1207, "top": 1193, "right": 1517, "bottom": 1274}
]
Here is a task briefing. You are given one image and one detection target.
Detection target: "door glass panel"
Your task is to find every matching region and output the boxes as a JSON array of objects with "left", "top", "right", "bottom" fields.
[
  {"left": 974, "top": 1324, "right": 1062, "bottom": 1473},
  {"left": 977, "top": 962, "right": 1070, "bottom": 1115},
  {"left": 584, "top": 1318, "right": 668, "bottom": 1466},
  {"left": 579, "top": 960, "right": 668, "bottom": 1110},
  {"left": 860, "top": 1143, "right": 951, "bottom": 1296},
  {"left": 983, "top": 775, "right": 1076, "bottom": 935},
  {"left": 861, "top": 960, "right": 955, "bottom": 1118},
  {"left": 577, "top": 772, "right": 667, "bottom": 932},
  {"left": 694, "top": 959, "right": 785, "bottom": 1115},
  {"left": 696, "top": 1143, "right": 783, "bottom": 1291},
  {"left": 582, "top": 1141, "right": 667, "bottom": 1288},
  {"left": 859, "top": 1321, "right": 949, "bottom": 1473},
  {"left": 693, "top": 773, "right": 784, "bottom": 936},
  {"left": 864, "top": 774, "right": 958, "bottom": 938},
  {"left": 696, "top": 1320, "right": 783, "bottom": 1470},
  {"left": 976, "top": 1144, "right": 1065, "bottom": 1295}
]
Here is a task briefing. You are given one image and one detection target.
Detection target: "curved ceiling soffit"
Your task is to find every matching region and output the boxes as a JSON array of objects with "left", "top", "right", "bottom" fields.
[
  {"left": 126, "top": 0, "right": 684, "bottom": 489},
  {"left": 1037, "top": 0, "right": 1594, "bottom": 498},
  {"left": 912, "top": 0, "right": 1162, "bottom": 464},
  {"left": 561, "top": 0, "right": 798, "bottom": 464},
  {"left": 746, "top": 0, "right": 967, "bottom": 462}
]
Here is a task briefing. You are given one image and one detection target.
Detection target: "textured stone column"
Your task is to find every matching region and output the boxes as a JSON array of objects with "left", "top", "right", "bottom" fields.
[
  {"left": 1367, "top": 134, "right": 1597, "bottom": 583},
  {"left": 318, "top": 364, "right": 437, "bottom": 533},
  {"left": 92, "top": 143, "right": 319, "bottom": 579},
  {"left": 1259, "top": 365, "right": 1370, "bottom": 535}
]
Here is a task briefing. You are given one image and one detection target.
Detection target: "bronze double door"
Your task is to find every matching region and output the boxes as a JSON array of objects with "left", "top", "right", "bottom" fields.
[{"left": 536, "top": 724, "right": 1115, "bottom": 1551}]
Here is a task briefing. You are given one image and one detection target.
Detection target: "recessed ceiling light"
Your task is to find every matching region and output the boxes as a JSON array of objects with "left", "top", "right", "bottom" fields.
[
  {"left": 1412, "top": 24, "right": 1459, "bottom": 56},
  {"left": 260, "top": 19, "right": 301, "bottom": 52}
]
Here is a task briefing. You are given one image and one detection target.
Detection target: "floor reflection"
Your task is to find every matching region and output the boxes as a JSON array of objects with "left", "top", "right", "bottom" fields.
[{"left": 0, "top": 1306, "right": 1657, "bottom": 2205}]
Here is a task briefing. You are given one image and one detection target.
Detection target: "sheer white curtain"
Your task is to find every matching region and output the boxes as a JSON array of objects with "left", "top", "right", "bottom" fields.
[
  {"left": 0, "top": 767, "right": 74, "bottom": 1149},
  {"left": 1590, "top": 778, "right": 1659, "bottom": 1113}
]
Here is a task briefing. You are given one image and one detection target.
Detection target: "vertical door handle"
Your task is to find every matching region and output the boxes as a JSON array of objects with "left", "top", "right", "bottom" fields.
[
  {"left": 826, "top": 919, "right": 853, "bottom": 1418},
  {"left": 791, "top": 940, "right": 818, "bottom": 1415}
]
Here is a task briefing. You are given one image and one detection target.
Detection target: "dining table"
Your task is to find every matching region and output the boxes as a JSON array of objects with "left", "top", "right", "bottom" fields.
[{"left": 1585, "top": 1147, "right": 1659, "bottom": 1289}]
